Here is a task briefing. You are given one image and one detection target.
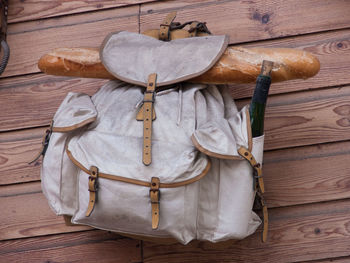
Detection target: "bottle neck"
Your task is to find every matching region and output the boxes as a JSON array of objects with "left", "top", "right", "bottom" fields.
[
  {"left": 251, "top": 75, "right": 271, "bottom": 104},
  {"left": 249, "top": 75, "right": 271, "bottom": 137}
]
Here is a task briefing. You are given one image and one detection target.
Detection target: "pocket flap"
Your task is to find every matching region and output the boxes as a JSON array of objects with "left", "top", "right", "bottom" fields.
[
  {"left": 192, "top": 105, "right": 252, "bottom": 159},
  {"left": 52, "top": 92, "right": 97, "bottom": 132}
]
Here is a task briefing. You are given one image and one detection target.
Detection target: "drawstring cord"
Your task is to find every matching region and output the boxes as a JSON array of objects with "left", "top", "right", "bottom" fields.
[{"left": 177, "top": 84, "right": 183, "bottom": 126}]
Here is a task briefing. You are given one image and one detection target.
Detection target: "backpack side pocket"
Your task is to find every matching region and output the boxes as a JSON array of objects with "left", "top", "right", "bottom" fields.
[{"left": 40, "top": 92, "right": 97, "bottom": 216}]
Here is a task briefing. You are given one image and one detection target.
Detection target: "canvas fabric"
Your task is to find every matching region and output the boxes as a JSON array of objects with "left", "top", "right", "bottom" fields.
[{"left": 40, "top": 31, "right": 265, "bottom": 245}]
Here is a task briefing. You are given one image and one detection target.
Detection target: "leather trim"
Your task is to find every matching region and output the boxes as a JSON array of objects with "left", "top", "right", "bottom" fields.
[
  {"left": 52, "top": 116, "right": 97, "bottom": 133},
  {"left": 191, "top": 135, "right": 243, "bottom": 160},
  {"left": 66, "top": 146, "right": 211, "bottom": 188},
  {"left": 191, "top": 107, "right": 252, "bottom": 159}
]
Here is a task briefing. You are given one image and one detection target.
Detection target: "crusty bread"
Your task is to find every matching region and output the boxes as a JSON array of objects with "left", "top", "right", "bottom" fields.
[{"left": 38, "top": 45, "right": 320, "bottom": 84}]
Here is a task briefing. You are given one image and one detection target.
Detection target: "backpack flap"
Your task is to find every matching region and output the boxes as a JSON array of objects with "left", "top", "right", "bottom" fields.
[{"left": 100, "top": 31, "right": 229, "bottom": 87}]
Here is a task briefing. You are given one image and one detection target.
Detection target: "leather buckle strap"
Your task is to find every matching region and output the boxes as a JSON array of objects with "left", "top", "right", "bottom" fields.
[
  {"left": 238, "top": 146, "right": 268, "bottom": 242},
  {"left": 238, "top": 147, "right": 265, "bottom": 193},
  {"left": 142, "top": 73, "right": 157, "bottom": 166},
  {"left": 86, "top": 166, "right": 99, "bottom": 217},
  {"left": 149, "top": 177, "right": 160, "bottom": 229},
  {"left": 159, "top": 11, "right": 177, "bottom": 41}
]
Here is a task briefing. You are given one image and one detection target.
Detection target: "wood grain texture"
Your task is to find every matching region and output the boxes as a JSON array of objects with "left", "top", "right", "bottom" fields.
[
  {"left": 0, "top": 128, "right": 44, "bottom": 185},
  {"left": 259, "top": 85, "right": 350, "bottom": 150},
  {"left": 4, "top": 6, "right": 139, "bottom": 78},
  {"left": 305, "top": 257, "right": 350, "bottom": 263},
  {"left": 0, "top": 181, "right": 90, "bottom": 241},
  {"left": 0, "top": 74, "right": 104, "bottom": 132},
  {"left": 140, "top": 0, "right": 350, "bottom": 44},
  {"left": 9, "top": 0, "right": 155, "bottom": 23},
  {"left": 230, "top": 28, "right": 350, "bottom": 99},
  {"left": 0, "top": 230, "right": 142, "bottom": 263},
  {"left": 143, "top": 199, "right": 350, "bottom": 263},
  {"left": 264, "top": 141, "right": 350, "bottom": 208}
]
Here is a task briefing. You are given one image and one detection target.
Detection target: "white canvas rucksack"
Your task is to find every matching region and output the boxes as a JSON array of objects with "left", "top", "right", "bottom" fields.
[{"left": 34, "top": 25, "right": 267, "bottom": 245}]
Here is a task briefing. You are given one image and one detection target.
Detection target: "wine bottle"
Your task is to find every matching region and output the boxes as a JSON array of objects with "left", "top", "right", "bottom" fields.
[{"left": 249, "top": 60, "right": 273, "bottom": 137}]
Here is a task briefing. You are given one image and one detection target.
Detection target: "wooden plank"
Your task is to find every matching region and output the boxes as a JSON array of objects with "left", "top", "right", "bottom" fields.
[
  {"left": 305, "top": 256, "right": 350, "bottom": 263},
  {"left": 143, "top": 199, "right": 350, "bottom": 263},
  {"left": 230, "top": 28, "right": 350, "bottom": 99},
  {"left": 0, "top": 74, "right": 104, "bottom": 132},
  {"left": 9, "top": 0, "right": 154, "bottom": 23},
  {"left": 0, "top": 182, "right": 90, "bottom": 241},
  {"left": 253, "top": 85, "right": 350, "bottom": 150},
  {"left": 4, "top": 6, "right": 139, "bottom": 78},
  {"left": 264, "top": 141, "right": 350, "bottom": 208},
  {"left": 140, "top": 0, "right": 350, "bottom": 44},
  {"left": 0, "top": 230, "right": 142, "bottom": 263},
  {"left": 0, "top": 127, "right": 44, "bottom": 185}
]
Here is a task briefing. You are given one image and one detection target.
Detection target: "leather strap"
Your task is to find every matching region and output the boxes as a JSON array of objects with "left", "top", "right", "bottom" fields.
[
  {"left": 136, "top": 105, "right": 156, "bottom": 121},
  {"left": 237, "top": 147, "right": 265, "bottom": 193},
  {"left": 142, "top": 73, "right": 157, "bottom": 166},
  {"left": 149, "top": 177, "right": 160, "bottom": 229},
  {"left": 159, "top": 11, "right": 177, "bottom": 41},
  {"left": 238, "top": 146, "right": 268, "bottom": 242},
  {"left": 86, "top": 166, "right": 99, "bottom": 217},
  {"left": 257, "top": 191, "right": 268, "bottom": 243}
]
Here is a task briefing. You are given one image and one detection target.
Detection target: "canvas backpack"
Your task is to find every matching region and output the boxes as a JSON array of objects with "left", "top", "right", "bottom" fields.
[{"left": 33, "top": 14, "right": 268, "bottom": 245}]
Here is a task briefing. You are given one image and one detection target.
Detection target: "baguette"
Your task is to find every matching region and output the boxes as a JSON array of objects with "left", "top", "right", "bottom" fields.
[{"left": 38, "top": 46, "right": 320, "bottom": 84}]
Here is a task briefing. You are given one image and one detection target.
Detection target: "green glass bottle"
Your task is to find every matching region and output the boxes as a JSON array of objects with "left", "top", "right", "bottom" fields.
[{"left": 249, "top": 60, "right": 273, "bottom": 137}]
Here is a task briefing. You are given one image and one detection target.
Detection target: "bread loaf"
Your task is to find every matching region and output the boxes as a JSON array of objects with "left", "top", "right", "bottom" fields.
[{"left": 38, "top": 46, "right": 320, "bottom": 84}]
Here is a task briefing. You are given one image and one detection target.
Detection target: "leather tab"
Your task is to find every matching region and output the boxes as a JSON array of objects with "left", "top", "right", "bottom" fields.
[
  {"left": 149, "top": 177, "right": 160, "bottom": 229},
  {"left": 86, "top": 166, "right": 99, "bottom": 217},
  {"left": 142, "top": 73, "right": 157, "bottom": 166},
  {"left": 188, "top": 21, "right": 199, "bottom": 37},
  {"left": 159, "top": 11, "right": 177, "bottom": 41},
  {"left": 237, "top": 147, "right": 265, "bottom": 193}
]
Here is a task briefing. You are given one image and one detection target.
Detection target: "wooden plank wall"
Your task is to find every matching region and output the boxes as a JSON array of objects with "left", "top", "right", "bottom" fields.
[{"left": 1, "top": 0, "right": 350, "bottom": 262}]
